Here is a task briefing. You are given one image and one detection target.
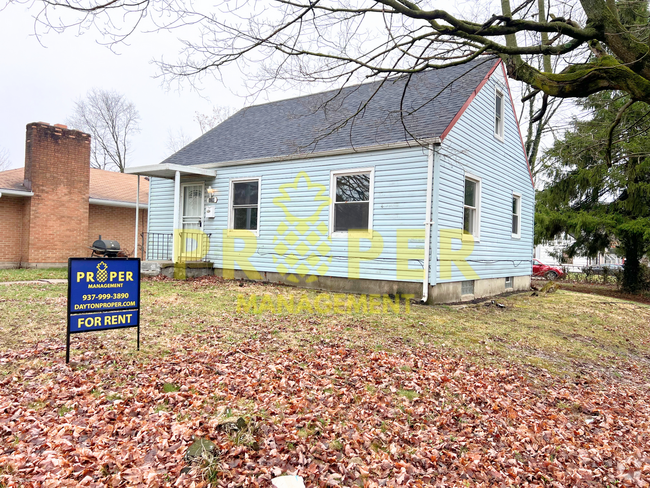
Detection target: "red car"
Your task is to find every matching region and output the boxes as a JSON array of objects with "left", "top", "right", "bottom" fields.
[{"left": 533, "top": 259, "right": 564, "bottom": 280}]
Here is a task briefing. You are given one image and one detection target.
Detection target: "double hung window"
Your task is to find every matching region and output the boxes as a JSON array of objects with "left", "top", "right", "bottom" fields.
[
  {"left": 495, "top": 90, "right": 505, "bottom": 140},
  {"left": 230, "top": 179, "right": 260, "bottom": 232},
  {"left": 331, "top": 169, "right": 373, "bottom": 234},
  {"left": 512, "top": 194, "right": 521, "bottom": 238},
  {"left": 463, "top": 177, "right": 480, "bottom": 238}
]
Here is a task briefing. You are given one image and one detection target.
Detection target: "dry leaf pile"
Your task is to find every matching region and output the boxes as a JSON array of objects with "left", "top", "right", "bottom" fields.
[{"left": 0, "top": 336, "right": 649, "bottom": 487}]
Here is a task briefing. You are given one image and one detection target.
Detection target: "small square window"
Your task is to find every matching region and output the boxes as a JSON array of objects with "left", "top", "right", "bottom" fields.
[
  {"left": 463, "top": 177, "right": 480, "bottom": 238},
  {"left": 505, "top": 277, "right": 513, "bottom": 289},
  {"left": 230, "top": 179, "right": 260, "bottom": 231},
  {"left": 330, "top": 169, "right": 373, "bottom": 235},
  {"left": 495, "top": 90, "right": 504, "bottom": 140},
  {"left": 461, "top": 280, "right": 475, "bottom": 296},
  {"left": 512, "top": 194, "right": 521, "bottom": 238}
]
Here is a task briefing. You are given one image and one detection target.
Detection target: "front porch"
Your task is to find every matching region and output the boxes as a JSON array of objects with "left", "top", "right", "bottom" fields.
[{"left": 125, "top": 163, "right": 217, "bottom": 264}]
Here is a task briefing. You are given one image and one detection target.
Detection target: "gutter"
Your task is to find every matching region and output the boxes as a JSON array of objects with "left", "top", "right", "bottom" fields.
[
  {"left": 0, "top": 189, "right": 34, "bottom": 198},
  {"left": 89, "top": 198, "right": 148, "bottom": 209},
  {"left": 421, "top": 144, "right": 437, "bottom": 303},
  {"left": 195, "top": 138, "right": 442, "bottom": 169}
]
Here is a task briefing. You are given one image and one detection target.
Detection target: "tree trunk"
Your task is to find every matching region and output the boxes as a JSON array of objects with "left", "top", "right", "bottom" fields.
[{"left": 621, "top": 231, "right": 644, "bottom": 293}]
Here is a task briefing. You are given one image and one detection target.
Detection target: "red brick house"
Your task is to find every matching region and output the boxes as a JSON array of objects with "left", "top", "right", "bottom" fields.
[{"left": 0, "top": 122, "right": 148, "bottom": 268}]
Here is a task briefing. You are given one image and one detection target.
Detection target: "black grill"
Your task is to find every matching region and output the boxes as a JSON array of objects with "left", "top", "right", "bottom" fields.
[{"left": 90, "top": 236, "right": 121, "bottom": 258}]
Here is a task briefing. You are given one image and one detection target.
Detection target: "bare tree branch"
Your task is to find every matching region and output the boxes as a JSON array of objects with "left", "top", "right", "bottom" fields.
[{"left": 67, "top": 88, "right": 140, "bottom": 172}]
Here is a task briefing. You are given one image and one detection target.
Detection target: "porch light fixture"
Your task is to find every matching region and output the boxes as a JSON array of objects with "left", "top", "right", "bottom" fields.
[{"left": 207, "top": 186, "right": 218, "bottom": 203}]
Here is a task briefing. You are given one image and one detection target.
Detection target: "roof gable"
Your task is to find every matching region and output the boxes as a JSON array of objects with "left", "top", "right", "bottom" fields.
[{"left": 164, "top": 57, "right": 498, "bottom": 166}]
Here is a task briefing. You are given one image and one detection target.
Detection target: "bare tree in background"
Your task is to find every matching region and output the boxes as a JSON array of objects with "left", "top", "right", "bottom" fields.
[
  {"left": 68, "top": 89, "right": 140, "bottom": 172},
  {"left": 194, "top": 106, "right": 234, "bottom": 134},
  {"left": 165, "top": 128, "right": 192, "bottom": 157},
  {"left": 165, "top": 105, "right": 234, "bottom": 157},
  {"left": 0, "top": 147, "right": 10, "bottom": 171}
]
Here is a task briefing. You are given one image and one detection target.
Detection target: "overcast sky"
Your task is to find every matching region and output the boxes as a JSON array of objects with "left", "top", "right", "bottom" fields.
[{"left": 0, "top": 4, "right": 251, "bottom": 171}]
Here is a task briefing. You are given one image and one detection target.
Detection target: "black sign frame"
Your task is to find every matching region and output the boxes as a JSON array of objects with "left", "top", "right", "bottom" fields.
[{"left": 66, "top": 257, "right": 141, "bottom": 363}]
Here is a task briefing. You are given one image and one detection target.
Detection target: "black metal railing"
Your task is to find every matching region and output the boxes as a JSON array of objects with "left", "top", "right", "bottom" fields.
[{"left": 141, "top": 232, "right": 212, "bottom": 262}]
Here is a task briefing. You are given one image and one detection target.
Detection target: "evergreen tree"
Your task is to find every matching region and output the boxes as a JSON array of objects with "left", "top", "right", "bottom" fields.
[{"left": 537, "top": 92, "right": 650, "bottom": 292}]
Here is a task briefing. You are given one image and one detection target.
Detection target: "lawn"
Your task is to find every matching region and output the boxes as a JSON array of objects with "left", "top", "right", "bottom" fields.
[
  {"left": 0, "top": 267, "right": 67, "bottom": 282},
  {"left": 0, "top": 276, "right": 649, "bottom": 486}
]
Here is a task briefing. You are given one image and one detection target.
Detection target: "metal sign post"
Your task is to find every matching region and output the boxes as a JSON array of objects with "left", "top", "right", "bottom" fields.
[{"left": 67, "top": 257, "right": 141, "bottom": 363}]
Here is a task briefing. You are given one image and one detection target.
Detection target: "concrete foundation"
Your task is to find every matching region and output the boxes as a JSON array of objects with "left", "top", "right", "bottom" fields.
[
  {"left": 428, "top": 275, "right": 531, "bottom": 303},
  {"left": 158, "top": 261, "right": 215, "bottom": 279},
  {"left": 212, "top": 267, "right": 424, "bottom": 298},
  {"left": 142, "top": 261, "right": 532, "bottom": 304}
]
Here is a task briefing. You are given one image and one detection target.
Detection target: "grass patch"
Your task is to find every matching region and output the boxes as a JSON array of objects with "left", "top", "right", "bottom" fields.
[
  {"left": 163, "top": 383, "right": 180, "bottom": 393},
  {"left": 0, "top": 277, "right": 649, "bottom": 380},
  {"left": 0, "top": 268, "right": 67, "bottom": 282},
  {"left": 58, "top": 405, "right": 73, "bottom": 416},
  {"left": 397, "top": 389, "right": 419, "bottom": 401}
]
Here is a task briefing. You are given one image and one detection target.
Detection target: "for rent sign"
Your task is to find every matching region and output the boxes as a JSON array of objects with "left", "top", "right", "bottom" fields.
[{"left": 67, "top": 258, "right": 141, "bottom": 363}]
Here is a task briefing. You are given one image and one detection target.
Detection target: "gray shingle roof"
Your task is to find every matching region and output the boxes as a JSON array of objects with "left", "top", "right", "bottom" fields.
[{"left": 166, "top": 57, "right": 498, "bottom": 166}]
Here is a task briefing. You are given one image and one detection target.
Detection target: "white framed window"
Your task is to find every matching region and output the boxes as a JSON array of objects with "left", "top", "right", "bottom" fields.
[
  {"left": 228, "top": 177, "right": 261, "bottom": 235},
  {"left": 505, "top": 276, "right": 513, "bottom": 289},
  {"left": 463, "top": 175, "right": 481, "bottom": 239},
  {"left": 495, "top": 89, "right": 505, "bottom": 141},
  {"left": 329, "top": 168, "right": 374, "bottom": 237},
  {"left": 512, "top": 193, "right": 521, "bottom": 238}
]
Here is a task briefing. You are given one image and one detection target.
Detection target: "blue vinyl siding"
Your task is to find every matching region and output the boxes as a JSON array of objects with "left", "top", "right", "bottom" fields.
[
  {"left": 434, "top": 65, "right": 534, "bottom": 283},
  {"left": 148, "top": 177, "right": 174, "bottom": 234},
  {"left": 205, "top": 147, "right": 430, "bottom": 281}
]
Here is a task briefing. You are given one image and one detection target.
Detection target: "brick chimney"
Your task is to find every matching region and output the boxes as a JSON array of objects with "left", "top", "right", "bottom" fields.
[{"left": 23, "top": 122, "right": 92, "bottom": 265}]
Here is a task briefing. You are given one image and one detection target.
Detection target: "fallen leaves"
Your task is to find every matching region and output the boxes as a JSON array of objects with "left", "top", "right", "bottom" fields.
[{"left": 0, "top": 333, "right": 648, "bottom": 487}]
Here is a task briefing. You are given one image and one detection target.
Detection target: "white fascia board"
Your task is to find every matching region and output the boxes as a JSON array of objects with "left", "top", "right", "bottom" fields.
[
  {"left": 89, "top": 198, "right": 149, "bottom": 209},
  {"left": 125, "top": 163, "right": 217, "bottom": 179},
  {"left": 0, "top": 189, "right": 34, "bottom": 198},
  {"left": 195, "top": 138, "right": 442, "bottom": 169}
]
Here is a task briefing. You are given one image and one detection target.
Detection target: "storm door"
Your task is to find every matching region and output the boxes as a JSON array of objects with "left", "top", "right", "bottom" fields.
[{"left": 180, "top": 184, "right": 204, "bottom": 257}]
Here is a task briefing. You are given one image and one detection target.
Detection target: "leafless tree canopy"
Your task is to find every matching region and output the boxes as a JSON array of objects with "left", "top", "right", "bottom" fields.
[
  {"left": 195, "top": 106, "right": 235, "bottom": 135},
  {"left": 165, "top": 105, "right": 234, "bottom": 158},
  {"left": 14, "top": 0, "right": 650, "bottom": 177},
  {"left": 13, "top": 0, "right": 650, "bottom": 102},
  {"left": 165, "top": 127, "right": 192, "bottom": 157},
  {"left": 68, "top": 88, "right": 140, "bottom": 172}
]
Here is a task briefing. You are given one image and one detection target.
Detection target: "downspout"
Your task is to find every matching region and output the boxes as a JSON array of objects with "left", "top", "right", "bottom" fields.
[
  {"left": 172, "top": 171, "right": 181, "bottom": 263},
  {"left": 422, "top": 144, "right": 436, "bottom": 303},
  {"left": 134, "top": 175, "right": 140, "bottom": 258}
]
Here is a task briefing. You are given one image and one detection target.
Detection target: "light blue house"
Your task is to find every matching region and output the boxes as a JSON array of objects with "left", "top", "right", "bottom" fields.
[{"left": 128, "top": 57, "right": 534, "bottom": 303}]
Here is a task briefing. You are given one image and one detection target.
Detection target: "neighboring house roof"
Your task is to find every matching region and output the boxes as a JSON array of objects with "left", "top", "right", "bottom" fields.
[
  {"left": 89, "top": 169, "right": 149, "bottom": 206},
  {"left": 163, "top": 57, "right": 498, "bottom": 167},
  {"left": 0, "top": 167, "right": 149, "bottom": 205},
  {"left": 0, "top": 168, "right": 30, "bottom": 193}
]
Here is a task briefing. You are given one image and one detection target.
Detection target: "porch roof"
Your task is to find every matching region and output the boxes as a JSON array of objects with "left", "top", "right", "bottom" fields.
[{"left": 125, "top": 163, "right": 216, "bottom": 179}]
